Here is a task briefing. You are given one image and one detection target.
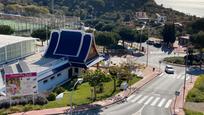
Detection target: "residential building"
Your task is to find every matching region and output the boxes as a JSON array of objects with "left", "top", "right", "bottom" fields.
[
  {"left": 135, "top": 12, "right": 149, "bottom": 22},
  {"left": 178, "top": 35, "right": 190, "bottom": 46},
  {"left": 155, "top": 13, "right": 167, "bottom": 24}
]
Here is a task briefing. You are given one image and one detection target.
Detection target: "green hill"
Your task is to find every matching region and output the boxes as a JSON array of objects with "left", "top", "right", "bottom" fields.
[{"left": 0, "top": 0, "right": 195, "bottom": 22}]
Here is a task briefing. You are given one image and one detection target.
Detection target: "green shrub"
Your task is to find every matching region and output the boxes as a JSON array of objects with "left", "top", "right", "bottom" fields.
[
  {"left": 198, "top": 83, "right": 204, "bottom": 92},
  {"left": 184, "top": 109, "right": 203, "bottom": 115},
  {"left": 47, "top": 92, "right": 56, "bottom": 101},
  {"left": 0, "top": 25, "right": 14, "bottom": 35},
  {"left": 53, "top": 86, "right": 65, "bottom": 95},
  {"left": 0, "top": 109, "right": 7, "bottom": 115},
  {"left": 22, "top": 105, "right": 33, "bottom": 112},
  {"left": 9, "top": 106, "right": 21, "bottom": 113},
  {"left": 187, "top": 75, "right": 204, "bottom": 102},
  {"left": 35, "top": 95, "right": 48, "bottom": 105},
  {"left": 164, "top": 57, "right": 184, "bottom": 65},
  {"left": 187, "top": 88, "right": 204, "bottom": 102}
]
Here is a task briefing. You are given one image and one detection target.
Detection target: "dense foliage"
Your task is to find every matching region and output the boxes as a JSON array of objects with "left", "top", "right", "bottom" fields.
[
  {"left": 0, "top": 25, "right": 14, "bottom": 35},
  {"left": 0, "top": 0, "right": 193, "bottom": 23},
  {"left": 187, "top": 75, "right": 204, "bottom": 102},
  {"left": 31, "top": 28, "right": 50, "bottom": 46},
  {"left": 184, "top": 109, "right": 204, "bottom": 115},
  {"left": 162, "top": 23, "right": 176, "bottom": 45},
  {"left": 191, "top": 18, "right": 204, "bottom": 33},
  {"left": 191, "top": 31, "right": 204, "bottom": 48}
]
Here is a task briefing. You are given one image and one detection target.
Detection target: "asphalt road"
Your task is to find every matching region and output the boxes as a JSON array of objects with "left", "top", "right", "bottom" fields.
[{"left": 69, "top": 43, "right": 189, "bottom": 115}]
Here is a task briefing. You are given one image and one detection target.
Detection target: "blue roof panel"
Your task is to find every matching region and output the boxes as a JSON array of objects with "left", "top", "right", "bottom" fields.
[
  {"left": 54, "top": 30, "right": 82, "bottom": 57},
  {"left": 44, "top": 31, "right": 62, "bottom": 59},
  {"left": 69, "top": 34, "right": 92, "bottom": 63},
  {"left": 43, "top": 30, "right": 103, "bottom": 69}
]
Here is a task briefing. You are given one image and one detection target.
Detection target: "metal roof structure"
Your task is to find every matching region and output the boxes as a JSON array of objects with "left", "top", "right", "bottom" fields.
[
  {"left": 44, "top": 29, "right": 104, "bottom": 68},
  {"left": 0, "top": 34, "right": 36, "bottom": 48}
]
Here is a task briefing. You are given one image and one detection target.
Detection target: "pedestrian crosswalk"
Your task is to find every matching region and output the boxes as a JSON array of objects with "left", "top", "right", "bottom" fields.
[
  {"left": 150, "top": 52, "right": 166, "bottom": 54},
  {"left": 159, "top": 73, "right": 191, "bottom": 80},
  {"left": 127, "top": 94, "right": 172, "bottom": 108}
]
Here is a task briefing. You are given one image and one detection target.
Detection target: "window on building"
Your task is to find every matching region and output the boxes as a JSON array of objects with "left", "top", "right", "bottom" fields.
[
  {"left": 43, "top": 79, "right": 48, "bottom": 84},
  {"left": 74, "top": 68, "right": 79, "bottom": 73},
  {"left": 57, "top": 73, "right": 61, "bottom": 77},
  {"left": 50, "top": 76, "right": 55, "bottom": 80}
]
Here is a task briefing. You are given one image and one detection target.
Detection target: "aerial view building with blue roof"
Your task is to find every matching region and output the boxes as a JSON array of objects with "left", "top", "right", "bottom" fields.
[{"left": 0, "top": 30, "right": 104, "bottom": 96}]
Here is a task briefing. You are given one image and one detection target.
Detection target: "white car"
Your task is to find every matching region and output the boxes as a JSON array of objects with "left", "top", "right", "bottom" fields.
[{"left": 165, "top": 65, "right": 174, "bottom": 74}]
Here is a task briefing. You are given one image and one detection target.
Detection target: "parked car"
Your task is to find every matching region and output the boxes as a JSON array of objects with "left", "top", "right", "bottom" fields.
[
  {"left": 165, "top": 65, "right": 174, "bottom": 74},
  {"left": 153, "top": 42, "right": 162, "bottom": 48},
  {"left": 146, "top": 40, "right": 154, "bottom": 45}
]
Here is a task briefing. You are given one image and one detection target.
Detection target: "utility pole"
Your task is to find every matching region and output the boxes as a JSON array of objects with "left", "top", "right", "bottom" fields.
[
  {"left": 183, "top": 49, "right": 188, "bottom": 107},
  {"left": 146, "top": 42, "right": 149, "bottom": 67},
  {"left": 146, "top": 22, "right": 149, "bottom": 67},
  {"left": 51, "top": 0, "right": 55, "bottom": 30},
  {"left": 51, "top": 0, "right": 54, "bottom": 14}
]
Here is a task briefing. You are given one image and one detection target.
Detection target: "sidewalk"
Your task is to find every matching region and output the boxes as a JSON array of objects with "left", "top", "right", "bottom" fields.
[
  {"left": 12, "top": 66, "right": 161, "bottom": 115},
  {"left": 170, "top": 75, "right": 198, "bottom": 115}
]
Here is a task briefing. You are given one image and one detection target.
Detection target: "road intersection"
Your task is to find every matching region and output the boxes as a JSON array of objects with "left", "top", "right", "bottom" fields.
[{"left": 70, "top": 43, "right": 189, "bottom": 115}]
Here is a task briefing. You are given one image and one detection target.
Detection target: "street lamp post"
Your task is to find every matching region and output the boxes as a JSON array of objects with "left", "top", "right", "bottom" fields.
[
  {"left": 159, "top": 61, "right": 162, "bottom": 72},
  {"left": 183, "top": 50, "right": 188, "bottom": 107},
  {"left": 70, "top": 78, "right": 83, "bottom": 115},
  {"left": 146, "top": 22, "right": 149, "bottom": 67},
  {"left": 174, "top": 91, "right": 180, "bottom": 115},
  {"left": 146, "top": 43, "right": 149, "bottom": 67},
  {"left": 139, "top": 23, "right": 146, "bottom": 52}
]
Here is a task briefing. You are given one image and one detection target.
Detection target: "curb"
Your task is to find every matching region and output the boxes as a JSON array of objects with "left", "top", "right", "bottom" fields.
[
  {"left": 170, "top": 76, "right": 198, "bottom": 115},
  {"left": 128, "top": 72, "right": 162, "bottom": 96},
  {"left": 170, "top": 86, "right": 183, "bottom": 115}
]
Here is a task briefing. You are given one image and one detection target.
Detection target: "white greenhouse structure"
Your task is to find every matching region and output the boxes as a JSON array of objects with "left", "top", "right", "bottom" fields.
[{"left": 0, "top": 34, "right": 36, "bottom": 64}]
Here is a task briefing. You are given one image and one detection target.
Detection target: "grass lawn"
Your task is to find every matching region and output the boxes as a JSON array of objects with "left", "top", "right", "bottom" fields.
[
  {"left": 187, "top": 75, "right": 204, "bottom": 102},
  {"left": 163, "top": 56, "right": 185, "bottom": 65},
  {"left": 0, "top": 76, "right": 141, "bottom": 114},
  {"left": 184, "top": 109, "right": 204, "bottom": 115},
  {"left": 44, "top": 76, "right": 141, "bottom": 108},
  {"left": 163, "top": 56, "right": 201, "bottom": 65},
  {"left": 0, "top": 19, "right": 43, "bottom": 31}
]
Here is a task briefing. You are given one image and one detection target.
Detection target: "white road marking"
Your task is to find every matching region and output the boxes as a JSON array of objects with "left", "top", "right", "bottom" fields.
[
  {"left": 159, "top": 73, "right": 165, "bottom": 77},
  {"left": 137, "top": 96, "right": 148, "bottom": 104},
  {"left": 176, "top": 74, "right": 182, "bottom": 79},
  {"left": 132, "top": 105, "right": 145, "bottom": 115},
  {"left": 158, "top": 98, "right": 166, "bottom": 107},
  {"left": 164, "top": 99, "right": 172, "bottom": 108},
  {"left": 127, "top": 95, "right": 135, "bottom": 101},
  {"left": 171, "top": 75, "right": 176, "bottom": 79},
  {"left": 186, "top": 76, "right": 190, "bottom": 80},
  {"left": 131, "top": 95, "right": 142, "bottom": 103},
  {"left": 181, "top": 75, "right": 185, "bottom": 79},
  {"left": 144, "top": 96, "right": 154, "bottom": 105},
  {"left": 151, "top": 97, "right": 160, "bottom": 106}
]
